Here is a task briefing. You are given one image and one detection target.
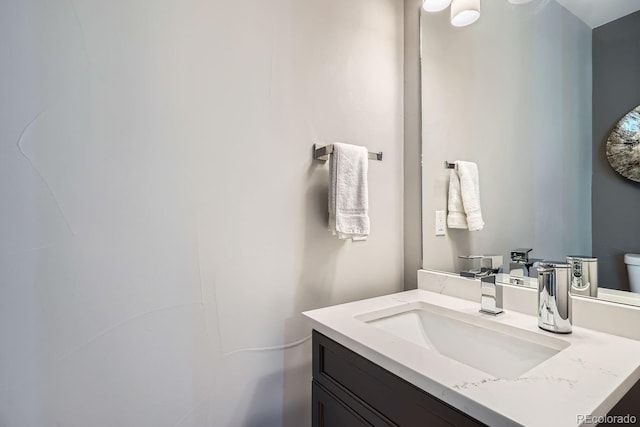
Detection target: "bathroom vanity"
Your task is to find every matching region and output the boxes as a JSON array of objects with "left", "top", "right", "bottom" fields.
[{"left": 303, "top": 282, "right": 640, "bottom": 426}]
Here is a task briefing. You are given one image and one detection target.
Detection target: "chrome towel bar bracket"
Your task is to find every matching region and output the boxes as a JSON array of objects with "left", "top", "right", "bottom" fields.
[{"left": 313, "top": 144, "right": 383, "bottom": 161}]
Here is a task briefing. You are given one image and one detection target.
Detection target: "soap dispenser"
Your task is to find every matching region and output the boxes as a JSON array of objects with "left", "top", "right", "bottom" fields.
[
  {"left": 537, "top": 262, "right": 572, "bottom": 334},
  {"left": 566, "top": 256, "right": 598, "bottom": 298}
]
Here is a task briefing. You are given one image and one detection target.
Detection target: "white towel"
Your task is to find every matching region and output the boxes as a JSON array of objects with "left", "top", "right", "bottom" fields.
[
  {"left": 329, "top": 143, "right": 370, "bottom": 241},
  {"left": 447, "top": 161, "right": 484, "bottom": 231},
  {"left": 446, "top": 169, "right": 467, "bottom": 229}
]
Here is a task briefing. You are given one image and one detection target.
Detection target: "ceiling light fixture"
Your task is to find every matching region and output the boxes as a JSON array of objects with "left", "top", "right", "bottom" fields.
[
  {"left": 422, "top": 0, "right": 452, "bottom": 12},
  {"left": 450, "top": 0, "right": 481, "bottom": 27}
]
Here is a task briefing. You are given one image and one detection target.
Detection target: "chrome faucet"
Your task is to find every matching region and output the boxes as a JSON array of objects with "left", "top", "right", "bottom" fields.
[
  {"left": 480, "top": 275, "right": 504, "bottom": 315},
  {"left": 508, "top": 248, "right": 540, "bottom": 285}
]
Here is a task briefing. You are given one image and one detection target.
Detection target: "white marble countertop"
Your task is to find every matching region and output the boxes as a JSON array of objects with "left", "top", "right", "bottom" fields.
[{"left": 303, "top": 289, "right": 640, "bottom": 427}]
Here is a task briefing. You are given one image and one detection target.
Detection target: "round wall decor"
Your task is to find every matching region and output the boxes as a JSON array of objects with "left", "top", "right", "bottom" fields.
[{"left": 606, "top": 105, "right": 640, "bottom": 182}]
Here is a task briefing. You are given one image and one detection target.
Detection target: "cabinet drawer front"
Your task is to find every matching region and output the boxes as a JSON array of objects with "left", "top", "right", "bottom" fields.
[
  {"left": 313, "top": 381, "right": 372, "bottom": 427},
  {"left": 313, "top": 331, "right": 485, "bottom": 427}
]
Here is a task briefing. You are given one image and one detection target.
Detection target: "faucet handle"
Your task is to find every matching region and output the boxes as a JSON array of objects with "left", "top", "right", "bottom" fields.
[
  {"left": 481, "top": 274, "right": 497, "bottom": 284},
  {"left": 510, "top": 248, "right": 533, "bottom": 262},
  {"left": 460, "top": 267, "right": 499, "bottom": 279},
  {"left": 458, "top": 255, "right": 503, "bottom": 278}
]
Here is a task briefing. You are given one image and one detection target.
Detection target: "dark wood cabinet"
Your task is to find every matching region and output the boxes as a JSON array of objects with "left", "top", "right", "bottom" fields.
[
  {"left": 311, "top": 330, "right": 486, "bottom": 427},
  {"left": 601, "top": 381, "right": 640, "bottom": 426},
  {"left": 311, "top": 330, "right": 640, "bottom": 427},
  {"left": 313, "top": 381, "right": 384, "bottom": 427}
]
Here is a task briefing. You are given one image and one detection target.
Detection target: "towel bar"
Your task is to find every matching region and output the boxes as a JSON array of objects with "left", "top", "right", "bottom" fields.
[
  {"left": 313, "top": 144, "right": 383, "bottom": 161},
  {"left": 445, "top": 161, "right": 457, "bottom": 169}
]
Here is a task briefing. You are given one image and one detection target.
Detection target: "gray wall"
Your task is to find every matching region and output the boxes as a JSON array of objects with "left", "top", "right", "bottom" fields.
[
  {"left": 593, "top": 11, "right": 640, "bottom": 291},
  {"left": 421, "top": 0, "right": 592, "bottom": 272},
  {"left": 404, "top": 0, "right": 423, "bottom": 289},
  {"left": 0, "top": 1, "right": 404, "bottom": 425}
]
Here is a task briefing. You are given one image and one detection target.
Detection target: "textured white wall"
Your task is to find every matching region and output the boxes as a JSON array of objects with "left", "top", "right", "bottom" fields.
[
  {"left": 421, "top": 0, "right": 592, "bottom": 272},
  {"left": 0, "top": 1, "right": 404, "bottom": 426}
]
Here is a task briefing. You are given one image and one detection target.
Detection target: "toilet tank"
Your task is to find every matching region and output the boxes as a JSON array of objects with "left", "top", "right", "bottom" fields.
[{"left": 624, "top": 254, "right": 640, "bottom": 293}]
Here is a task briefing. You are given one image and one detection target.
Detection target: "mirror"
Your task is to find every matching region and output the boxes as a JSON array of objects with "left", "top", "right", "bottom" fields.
[{"left": 420, "top": 0, "right": 640, "bottom": 306}]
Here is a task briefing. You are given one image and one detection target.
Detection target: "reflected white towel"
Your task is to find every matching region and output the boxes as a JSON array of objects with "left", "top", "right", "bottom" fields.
[
  {"left": 447, "top": 161, "right": 484, "bottom": 231},
  {"left": 329, "top": 143, "right": 370, "bottom": 241},
  {"left": 447, "top": 169, "right": 467, "bottom": 229}
]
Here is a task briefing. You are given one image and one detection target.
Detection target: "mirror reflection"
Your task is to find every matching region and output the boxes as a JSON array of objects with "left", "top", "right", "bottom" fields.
[{"left": 420, "top": 1, "right": 640, "bottom": 306}]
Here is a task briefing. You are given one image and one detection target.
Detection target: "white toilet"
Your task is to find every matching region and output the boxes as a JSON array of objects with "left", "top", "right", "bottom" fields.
[{"left": 625, "top": 254, "right": 640, "bottom": 293}]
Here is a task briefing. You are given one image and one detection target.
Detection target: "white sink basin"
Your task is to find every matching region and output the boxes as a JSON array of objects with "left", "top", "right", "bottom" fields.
[
  {"left": 304, "top": 289, "right": 640, "bottom": 427},
  {"left": 356, "top": 302, "right": 569, "bottom": 380}
]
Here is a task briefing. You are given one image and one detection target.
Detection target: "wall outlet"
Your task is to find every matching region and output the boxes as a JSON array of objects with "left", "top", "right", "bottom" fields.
[{"left": 435, "top": 210, "right": 446, "bottom": 236}]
